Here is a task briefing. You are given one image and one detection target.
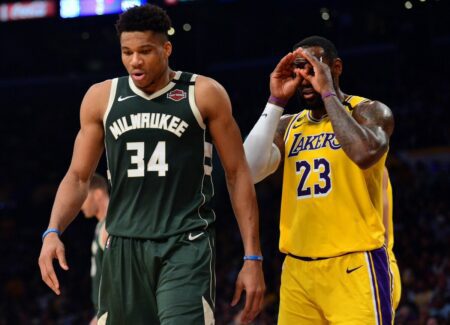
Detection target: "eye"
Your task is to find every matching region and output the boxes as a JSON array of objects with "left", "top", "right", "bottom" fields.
[
  {"left": 293, "top": 58, "right": 308, "bottom": 69},
  {"left": 140, "top": 48, "right": 152, "bottom": 55}
]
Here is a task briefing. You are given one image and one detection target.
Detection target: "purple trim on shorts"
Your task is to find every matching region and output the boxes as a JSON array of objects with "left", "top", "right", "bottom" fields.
[
  {"left": 370, "top": 247, "right": 393, "bottom": 324},
  {"left": 367, "top": 255, "right": 381, "bottom": 325}
]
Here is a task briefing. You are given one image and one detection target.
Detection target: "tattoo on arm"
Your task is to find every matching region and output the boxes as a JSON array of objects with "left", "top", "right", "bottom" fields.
[{"left": 327, "top": 99, "right": 394, "bottom": 168}]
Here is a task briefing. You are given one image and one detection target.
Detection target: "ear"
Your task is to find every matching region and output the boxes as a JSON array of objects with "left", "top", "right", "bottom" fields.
[
  {"left": 93, "top": 188, "right": 103, "bottom": 201},
  {"left": 332, "top": 58, "right": 343, "bottom": 77},
  {"left": 164, "top": 41, "right": 172, "bottom": 58}
]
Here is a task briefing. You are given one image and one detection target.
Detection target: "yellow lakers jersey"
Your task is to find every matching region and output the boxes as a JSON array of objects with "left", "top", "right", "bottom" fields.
[
  {"left": 387, "top": 176, "right": 395, "bottom": 253},
  {"left": 280, "top": 95, "right": 386, "bottom": 257}
]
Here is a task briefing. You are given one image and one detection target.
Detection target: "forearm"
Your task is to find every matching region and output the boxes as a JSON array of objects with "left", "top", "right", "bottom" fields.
[
  {"left": 324, "top": 96, "right": 387, "bottom": 167},
  {"left": 47, "top": 170, "right": 90, "bottom": 232},
  {"left": 226, "top": 166, "right": 261, "bottom": 256},
  {"left": 243, "top": 103, "right": 283, "bottom": 183}
]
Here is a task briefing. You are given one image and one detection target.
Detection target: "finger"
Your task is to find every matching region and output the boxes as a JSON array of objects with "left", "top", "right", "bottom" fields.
[
  {"left": 56, "top": 247, "right": 69, "bottom": 270},
  {"left": 274, "top": 52, "right": 296, "bottom": 72},
  {"left": 251, "top": 288, "right": 265, "bottom": 319},
  {"left": 40, "top": 260, "right": 61, "bottom": 295},
  {"left": 240, "top": 290, "right": 255, "bottom": 323},
  {"left": 299, "top": 48, "right": 321, "bottom": 67},
  {"left": 231, "top": 283, "right": 243, "bottom": 306},
  {"left": 298, "top": 68, "right": 313, "bottom": 82},
  {"left": 244, "top": 289, "right": 263, "bottom": 323}
]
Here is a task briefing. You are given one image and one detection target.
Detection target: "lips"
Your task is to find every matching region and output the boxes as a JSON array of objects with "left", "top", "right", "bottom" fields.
[
  {"left": 131, "top": 71, "right": 145, "bottom": 81},
  {"left": 302, "top": 88, "right": 316, "bottom": 99}
]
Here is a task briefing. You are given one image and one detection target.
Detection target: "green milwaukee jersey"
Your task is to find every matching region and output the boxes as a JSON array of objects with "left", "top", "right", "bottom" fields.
[
  {"left": 103, "top": 71, "right": 215, "bottom": 239},
  {"left": 90, "top": 219, "right": 105, "bottom": 311}
]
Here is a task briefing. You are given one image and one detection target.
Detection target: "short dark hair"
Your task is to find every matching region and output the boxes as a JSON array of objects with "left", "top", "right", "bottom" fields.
[
  {"left": 115, "top": 4, "right": 172, "bottom": 38},
  {"left": 89, "top": 173, "right": 109, "bottom": 193},
  {"left": 293, "top": 36, "right": 338, "bottom": 60}
]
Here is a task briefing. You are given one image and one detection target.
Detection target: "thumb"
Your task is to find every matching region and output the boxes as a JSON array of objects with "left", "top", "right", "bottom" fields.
[
  {"left": 231, "top": 282, "right": 244, "bottom": 306},
  {"left": 56, "top": 247, "right": 69, "bottom": 271}
]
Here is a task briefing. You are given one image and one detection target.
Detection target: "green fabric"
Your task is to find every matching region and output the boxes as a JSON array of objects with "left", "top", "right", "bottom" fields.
[
  {"left": 91, "top": 219, "right": 105, "bottom": 311},
  {"left": 98, "top": 230, "right": 216, "bottom": 324},
  {"left": 104, "top": 72, "right": 215, "bottom": 239}
]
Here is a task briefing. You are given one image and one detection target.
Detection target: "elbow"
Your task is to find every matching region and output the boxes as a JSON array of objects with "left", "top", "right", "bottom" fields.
[{"left": 352, "top": 144, "right": 388, "bottom": 170}]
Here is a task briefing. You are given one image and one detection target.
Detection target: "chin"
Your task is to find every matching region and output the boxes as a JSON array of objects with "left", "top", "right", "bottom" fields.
[{"left": 299, "top": 95, "right": 324, "bottom": 110}]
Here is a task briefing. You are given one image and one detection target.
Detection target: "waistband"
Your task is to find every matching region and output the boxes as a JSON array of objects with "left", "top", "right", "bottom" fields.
[{"left": 287, "top": 246, "right": 385, "bottom": 261}]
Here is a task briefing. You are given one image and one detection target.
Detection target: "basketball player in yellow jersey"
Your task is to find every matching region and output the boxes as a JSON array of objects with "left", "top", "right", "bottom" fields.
[
  {"left": 383, "top": 168, "right": 402, "bottom": 310},
  {"left": 244, "top": 36, "right": 395, "bottom": 324}
]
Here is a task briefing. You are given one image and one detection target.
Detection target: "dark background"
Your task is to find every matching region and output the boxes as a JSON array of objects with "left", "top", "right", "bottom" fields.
[{"left": 0, "top": 0, "right": 449, "bottom": 324}]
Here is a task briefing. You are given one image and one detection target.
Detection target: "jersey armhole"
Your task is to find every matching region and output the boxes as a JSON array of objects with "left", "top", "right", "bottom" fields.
[
  {"left": 188, "top": 74, "right": 206, "bottom": 129},
  {"left": 103, "top": 78, "right": 118, "bottom": 126}
]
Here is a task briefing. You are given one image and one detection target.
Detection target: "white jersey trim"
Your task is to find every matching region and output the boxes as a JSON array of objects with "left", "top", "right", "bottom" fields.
[
  {"left": 103, "top": 78, "right": 118, "bottom": 126},
  {"left": 128, "top": 70, "right": 182, "bottom": 100},
  {"left": 189, "top": 74, "right": 206, "bottom": 129},
  {"left": 202, "top": 296, "right": 215, "bottom": 325}
]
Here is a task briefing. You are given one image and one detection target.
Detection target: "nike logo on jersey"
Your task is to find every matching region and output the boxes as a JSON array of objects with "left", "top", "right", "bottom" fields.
[
  {"left": 292, "top": 122, "right": 305, "bottom": 129},
  {"left": 118, "top": 95, "right": 137, "bottom": 102},
  {"left": 346, "top": 265, "right": 363, "bottom": 274},
  {"left": 188, "top": 232, "right": 204, "bottom": 241}
]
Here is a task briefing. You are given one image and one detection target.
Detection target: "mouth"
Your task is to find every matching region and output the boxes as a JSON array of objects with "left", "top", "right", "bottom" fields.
[
  {"left": 301, "top": 88, "right": 317, "bottom": 100},
  {"left": 131, "top": 71, "right": 145, "bottom": 81}
]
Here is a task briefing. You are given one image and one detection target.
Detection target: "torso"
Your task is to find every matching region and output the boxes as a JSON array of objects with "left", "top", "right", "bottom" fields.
[
  {"left": 279, "top": 95, "right": 386, "bottom": 257},
  {"left": 103, "top": 71, "right": 215, "bottom": 239}
]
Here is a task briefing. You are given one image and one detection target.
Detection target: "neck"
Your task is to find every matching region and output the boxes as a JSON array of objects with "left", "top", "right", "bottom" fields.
[{"left": 142, "top": 67, "right": 174, "bottom": 95}]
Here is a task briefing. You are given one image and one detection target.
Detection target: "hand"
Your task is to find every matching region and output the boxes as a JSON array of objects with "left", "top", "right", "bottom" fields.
[
  {"left": 269, "top": 52, "right": 303, "bottom": 102},
  {"left": 38, "top": 233, "right": 69, "bottom": 295},
  {"left": 295, "top": 47, "right": 335, "bottom": 95},
  {"left": 231, "top": 260, "right": 266, "bottom": 324}
]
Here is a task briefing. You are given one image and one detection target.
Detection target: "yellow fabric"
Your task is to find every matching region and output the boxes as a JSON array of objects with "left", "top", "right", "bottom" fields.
[
  {"left": 280, "top": 95, "right": 386, "bottom": 257},
  {"left": 278, "top": 252, "right": 384, "bottom": 324},
  {"left": 386, "top": 176, "right": 401, "bottom": 309}
]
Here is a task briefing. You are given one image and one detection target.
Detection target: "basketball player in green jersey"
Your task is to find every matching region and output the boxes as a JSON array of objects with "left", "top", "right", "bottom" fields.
[
  {"left": 80, "top": 173, "right": 109, "bottom": 325},
  {"left": 38, "top": 4, "right": 265, "bottom": 324}
]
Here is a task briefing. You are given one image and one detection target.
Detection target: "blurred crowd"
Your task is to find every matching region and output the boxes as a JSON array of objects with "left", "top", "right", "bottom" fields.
[{"left": 1, "top": 1, "right": 449, "bottom": 324}]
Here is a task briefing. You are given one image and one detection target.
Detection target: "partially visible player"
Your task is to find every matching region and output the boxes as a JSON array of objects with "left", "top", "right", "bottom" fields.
[
  {"left": 383, "top": 168, "right": 402, "bottom": 310},
  {"left": 80, "top": 173, "right": 109, "bottom": 325}
]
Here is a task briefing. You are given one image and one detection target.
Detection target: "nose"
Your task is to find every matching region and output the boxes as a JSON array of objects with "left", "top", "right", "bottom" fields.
[{"left": 130, "top": 53, "right": 143, "bottom": 67}]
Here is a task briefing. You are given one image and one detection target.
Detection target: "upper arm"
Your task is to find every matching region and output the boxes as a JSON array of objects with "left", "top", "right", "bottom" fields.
[
  {"left": 194, "top": 76, "right": 247, "bottom": 174},
  {"left": 67, "top": 81, "right": 110, "bottom": 182},
  {"left": 353, "top": 100, "right": 394, "bottom": 151},
  {"left": 273, "top": 114, "right": 294, "bottom": 160}
]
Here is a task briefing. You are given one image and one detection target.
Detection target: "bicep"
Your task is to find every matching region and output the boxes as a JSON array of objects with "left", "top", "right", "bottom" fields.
[
  {"left": 353, "top": 101, "right": 394, "bottom": 146},
  {"left": 209, "top": 105, "right": 247, "bottom": 174},
  {"left": 198, "top": 80, "right": 247, "bottom": 174},
  {"left": 67, "top": 85, "right": 106, "bottom": 182}
]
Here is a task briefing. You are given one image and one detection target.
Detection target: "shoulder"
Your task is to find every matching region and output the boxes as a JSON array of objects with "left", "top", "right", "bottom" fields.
[
  {"left": 195, "top": 75, "right": 228, "bottom": 98},
  {"left": 194, "top": 75, "right": 231, "bottom": 119},
  {"left": 353, "top": 99, "right": 394, "bottom": 136},
  {"left": 81, "top": 79, "right": 113, "bottom": 120},
  {"left": 85, "top": 79, "right": 113, "bottom": 99}
]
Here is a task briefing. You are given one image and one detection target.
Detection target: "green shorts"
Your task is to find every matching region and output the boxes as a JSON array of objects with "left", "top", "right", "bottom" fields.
[{"left": 97, "top": 228, "right": 216, "bottom": 325}]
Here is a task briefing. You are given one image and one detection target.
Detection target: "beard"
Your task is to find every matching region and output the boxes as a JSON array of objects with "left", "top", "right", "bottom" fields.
[{"left": 296, "top": 89, "right": 324, "bottom": 111}]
